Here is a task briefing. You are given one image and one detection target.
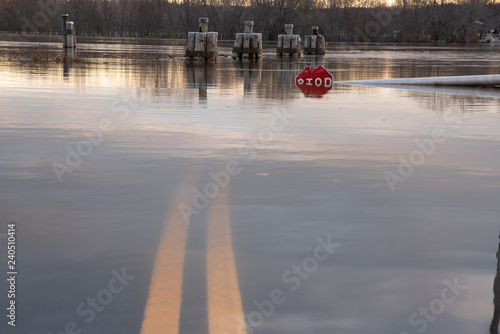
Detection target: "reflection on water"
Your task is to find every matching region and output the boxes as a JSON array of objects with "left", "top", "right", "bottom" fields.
[
  {"left": 63, "top": 61, "right": 71, "bottom": 78},
  {"left": 401, "top": 88, "right": 500, "bottom": 116},
  {"left": 2, "top": 42, "right": 500, "bottom": 103},
  {"left": 186, "top": 62, "right": 217, "bottom": 102},
  {"left": 233, "top": 61, "right": 262, "bottom": 94}
]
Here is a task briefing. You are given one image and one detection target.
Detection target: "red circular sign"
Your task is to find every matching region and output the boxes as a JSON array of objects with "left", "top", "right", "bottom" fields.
[{"left": 295, "top": 66, "right": 334, "bottom": 98}]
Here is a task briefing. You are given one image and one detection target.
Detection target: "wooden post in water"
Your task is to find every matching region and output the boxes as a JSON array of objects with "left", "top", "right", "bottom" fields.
[
  {"left": 206, "top": 32, "right": 218, "bottom": 59},
  {"left": 62, "top": 14, "right": 68, "bottom": 48},
  {"left": 187, "top": 32, "right": 196, "bottom": 54},
  {"left": 244, "top": 21, "right": 253, "bottom": 34},
  {"left": 186, "top": 17, "right": 218, "bottom": 61},
  {"left": 62, "top": 13, "right": 76, "bottom": 59},
  {"left": 277, "top": 24, "right": 301, "bottom": 57},
  {"left": 232, "top": 21, "right": 263, "bottom": 60},
  {"left": 199, "top": 17, "right": 209, "bottom": 33},
  {"left": 304, "top": 26, "right": 326, "bottom": 55}
]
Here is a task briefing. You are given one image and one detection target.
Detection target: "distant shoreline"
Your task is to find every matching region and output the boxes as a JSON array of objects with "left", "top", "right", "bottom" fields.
[{"left": 0, "top": 33, "right": 488, "bottom": 48}]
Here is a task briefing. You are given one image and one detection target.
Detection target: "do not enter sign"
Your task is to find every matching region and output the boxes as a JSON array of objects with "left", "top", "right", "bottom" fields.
[{"left": 295, "top": 66, "right": 334, "bottom": 98}]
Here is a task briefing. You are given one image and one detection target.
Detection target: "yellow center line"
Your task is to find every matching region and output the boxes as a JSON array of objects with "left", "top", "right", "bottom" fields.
[
  {"left": 207, "top": 188, "right": 248, "bottom": 334},
  {"left": 141, "top": 173, "right": 196, "bottom": 334}
]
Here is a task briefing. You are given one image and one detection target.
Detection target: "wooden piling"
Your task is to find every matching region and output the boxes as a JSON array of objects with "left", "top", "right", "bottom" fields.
[
  {"left": 62, "top": 13, "right": 76, "bottom": 59},
  {"left": 66, "top": 22, "right": 75, "bottom": 49},
  {"left": 62, "top": 13, "right": 69, "bottom": 48},
  {"left": 244, "top": 21, "right": 253, "bottom": 34},
  {"left": 232, "top": 21, "right": 263, "bottom": 59},
  {"left": 186, "top": 17, "right": 218, "bottom": 61},
  {"left": 304, "top": 26, "right": 325, "bottom": 55},
  {"left": 193, "top": 32, "right": 207, "bottom": 57},
  {"left": 199, "top": 17, "right": 209, "bottom": 33},
  {"left": 187, "top": 32, "right": 196, "bottom": 53},
  {"left": 277, "top": 24, "right": 301, "bottom": 57},
  {"left": 206, "top": 32, "right": 218, "bottom": 59}
]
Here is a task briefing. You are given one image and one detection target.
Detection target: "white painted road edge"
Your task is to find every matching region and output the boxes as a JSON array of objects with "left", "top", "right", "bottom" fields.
[{"left": 335, "top": 74, "right": 500, "bottom": 87}]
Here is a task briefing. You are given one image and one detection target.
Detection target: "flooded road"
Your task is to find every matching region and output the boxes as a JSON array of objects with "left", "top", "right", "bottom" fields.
[{"left": 1, "top": 41, "right": 500, "bottom": 334}]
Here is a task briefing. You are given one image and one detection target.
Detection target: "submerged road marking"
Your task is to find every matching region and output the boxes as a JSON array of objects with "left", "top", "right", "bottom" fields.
[
  {"left": 206, "top": 189, "right": 247, "bottom": 334},
  {"left": 141, "top": 175, "right": 196, "bottom": 334}
]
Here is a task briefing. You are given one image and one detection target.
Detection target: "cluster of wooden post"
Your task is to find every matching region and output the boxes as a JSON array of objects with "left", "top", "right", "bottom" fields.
[
  {"left": 186, "top": 18, "right": 219, "bottom": 61},
  {"left": 303, "top": 26, "right": 326, "bottom": 55},
  {"left": 60, "top": 15, "right": 327, "bottom": 61},
  {"left": 277, "top": 24, "right": 301, "bottom": 57},
  {"left": 62, "top": 14, "right": 77, "bottom": 58},
  {"left": 232, "top": 21, "right": 263, "bottom": 59}
]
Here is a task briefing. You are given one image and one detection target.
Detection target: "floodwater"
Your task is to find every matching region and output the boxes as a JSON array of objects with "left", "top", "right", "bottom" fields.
[{"left": 1, "top": 40, "right": 500, "bottom": 334}]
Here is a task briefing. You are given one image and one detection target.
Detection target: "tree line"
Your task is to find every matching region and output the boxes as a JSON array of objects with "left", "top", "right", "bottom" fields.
[{"left": 0, "top": 0, "right": 499, "bottom": 43}]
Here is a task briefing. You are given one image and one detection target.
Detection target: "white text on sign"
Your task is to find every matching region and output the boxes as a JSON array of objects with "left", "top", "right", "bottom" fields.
[{"left": 296, "top": 77, "right": 333, "bottom": 87}]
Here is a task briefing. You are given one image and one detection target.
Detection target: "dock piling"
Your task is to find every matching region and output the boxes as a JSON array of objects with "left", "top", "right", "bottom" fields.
[
  {"left": 199, "top": 17, "right": 209, "bottom": 33},
  {"left": 186, "top": 17, "right": 218, "bottom": 61},
  {"left": 304, "top": 26, "right": 325, "bottom": 55},
  {"left": 62, "top": 14, "right": 77, "bottom": 59},
  {"left": 244, "top": 21, "right": 254, "bottom": 34},
  {"left": 232, "top": 21, "right": 263, "bottom": 60},
  {"left": 277, "top": 24, "right": 301, "bottom": 57}
]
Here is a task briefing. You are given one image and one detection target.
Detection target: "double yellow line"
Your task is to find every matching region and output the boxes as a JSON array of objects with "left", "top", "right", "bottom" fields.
[
  {"left": 141, "top": 177, "right": 247, "bottom": 334},
  {"left": 206, "top": 189, "right": 247, "bottom": 334}
]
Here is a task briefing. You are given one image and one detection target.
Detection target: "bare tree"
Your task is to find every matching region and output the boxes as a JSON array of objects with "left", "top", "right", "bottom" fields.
[
  {"left": 1, "top": 0, "right": 500, "bottom": 42},
  {"left": 250, "top": 0, "right": 314, "bottom": 39}
]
